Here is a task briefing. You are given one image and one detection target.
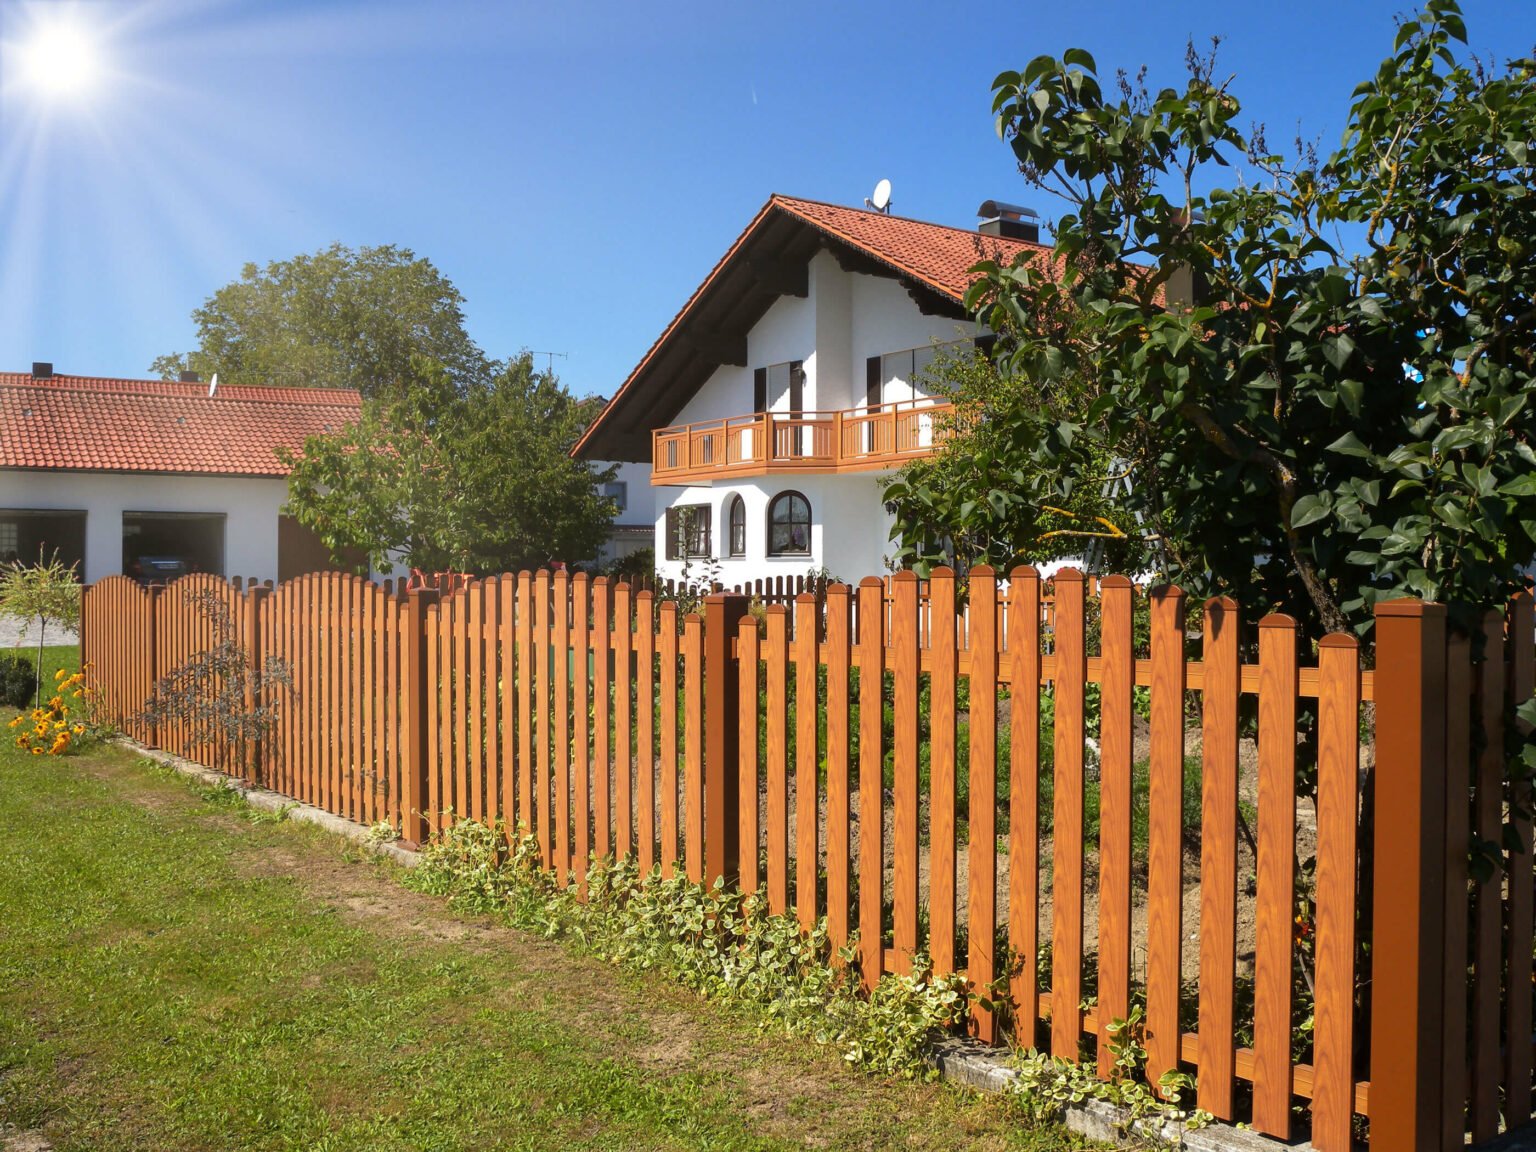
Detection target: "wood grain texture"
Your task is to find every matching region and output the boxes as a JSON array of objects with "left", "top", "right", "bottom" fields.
[
  {"left": 1506, "top": 591, "right": 1534, "bottom": 1128},
  {"left": 858, "top": 578, "right": 885, "bottom": 991},
  {"left": 825, "top": 584, "right": 852, "bottom": 956},
  {"left": 591, "top": 579, "right": 611, "bottom": 860},
  {"left": 659, "top": 602, "right": 679, "bottom": 878},
  {"left": 1197, "top": 596, "right": 1240, "bottom": 1119},
  {"left": 1008, "top": 567, "right": 1042, "bottom": 1046},
  {"left": 892, "top": 571, "right": 920, "bottom": 974},
  {"left": 1050, "top": 569, "right": 1086, "bottom": 1058},
  {"left": 1148, "top": 586, "right": 1179, "bottom": 1093},
  {"left": 534, "top": 571, "right": 552, "bottom": 867},
  {"left": 615, "top": 584, "right": 635, "bottom": 861},
  {"left": 683, "top": 611, "right": 703, "bottom": 883},
  {"left": 738, "top": 616, "right": 761, "bottom": 895},
  {"left": 928, "top": 567, "right": 957, "bottom": 976},
  {"left": 469, "top": 579, "right": 485, "bottom": 824},
  {"left": 796, "top": 594, "right": 820, "bottom": 931},
  {"left": 572, "top": 574, "right": 591, "bottom": 888},
  {"left": 967, "top": 568, "right": 998, "bottom": 1041},
  {"left": 635, "top": 593, "right": 656, "bottom": 875},
  {"left": 516, "top": 573, "right": 533, "bottom": 840},
  {"left": 1252, "top": 614, "right": 1298, "bottom": 1137},
  {"left": 1440, "top": 629, "right": 1471, "bottom": 1150},
  {"left": 765, "top": 606, "right": 790, "bottom": 915},
  {"left": 1095, "top": 577, "right": 1134, "bottom": 1078}
]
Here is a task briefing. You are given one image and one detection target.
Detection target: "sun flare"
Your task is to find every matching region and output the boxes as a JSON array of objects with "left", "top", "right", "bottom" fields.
[{"left": 16, "top": 16, "right": 102, "bottom": 101}]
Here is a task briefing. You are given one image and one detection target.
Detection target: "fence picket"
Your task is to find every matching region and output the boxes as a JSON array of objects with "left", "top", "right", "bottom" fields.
[
  {"left": 765, "top": 605, "right": 790, "bottom": 915},
  {"left": 795, "top": 594, "right": 819, "bottom": 931},
  {"left": 592, "top": 579, "right": 611, "bottom": 858},
  {"left": 1506, "top": 591, "right": 1535, "bottom": 1127},
  {"left": 572, "top": 573, "right": 591, "bottom": 888},
  {"left": 684, "top": 611, "right": 703, "bottom": 884},
  {"left": 1096, "top": 576, "right": 1134, "bottom": 1077},
  {"left": 1253, "top": 614, "right": 1299, "bottom": 1137},
  {"left": 738, "top": 614, "right": 761, "bottom": 896},
  {"left": 857, "top": 577, "right": 885, "bottom": 991},
  {"left": 1198, "top": 596, "right": 1241, "bottom": 1119},
  {"left": 1472, "top": 610, "right": 1505, "bottom": 1142},
  {"left": 535, "top": 571, "right": 552, "bottom": 866},
  {"left": 825, "top": 584, "right": 852, "bottom": 957},
  {"left": 1050, "top": 569, "right": 1087, "bottom": 1058},
  {"left": 967, "top": 567, "right": 998, "bottom": 1042},
  {"left": 553, "top": 570, "right": 571, "bottom": 881},
  {"left": 615, "top": 583, "right": 634, "bottom": 861},
  {"left": 929, "top": 568, "right": 957, "bottom": 976},
  {"left": 659, "top": 602, "right": 679, "bottom": 878},
  {"left": 1008, "top": 567, "right": 1042, "bottom": 1044},
  {"left": 636, "top": 592, "right": 656, "bottom": 875}
]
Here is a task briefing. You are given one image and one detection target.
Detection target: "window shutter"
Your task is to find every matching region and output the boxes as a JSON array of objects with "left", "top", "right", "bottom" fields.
[
  {"left": 665, "top": 507, "right": 679, "bottom": 561},
  {"left": 753, "top": 367, "right": 767, "bottom": 412},
  {"left": 865, "top": 356, "right": 881, "bottom": 408}
]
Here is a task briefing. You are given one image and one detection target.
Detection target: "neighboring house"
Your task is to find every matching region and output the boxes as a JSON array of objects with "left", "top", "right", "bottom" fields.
[
  {"left": 0, "top": 364, "right": 364, "bottom": 584},
  {"left": 572, "top": 194, "right": 1046, "bottom": 585},
  {"left": 592, "top": 459, "right": 655, "bottom": 569}
]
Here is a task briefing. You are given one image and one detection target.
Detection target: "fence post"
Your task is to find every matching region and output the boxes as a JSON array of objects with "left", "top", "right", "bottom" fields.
[
  {"left": 144, "top": 584, "right": 161, "bottom": 746},
  {"left": 244, "top": 584, "right": 269, "bottom": 784},
  {"left": 1370, "top": 598, "right": 1449, "bottom": 1152},
  {"left": 400, "top": 587, "right": 439, "bottom": 849},
  {"left": 703, "top": 592, "right": 750, "bottom": 889}
]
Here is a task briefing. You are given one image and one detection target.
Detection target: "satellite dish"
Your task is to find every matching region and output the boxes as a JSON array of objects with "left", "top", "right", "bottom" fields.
[
  {"left": 868, "top": 178, "right": 892, "bottom": 213},
  {"left": 208, "top": 373, "right": 218, "bottom": 398}
]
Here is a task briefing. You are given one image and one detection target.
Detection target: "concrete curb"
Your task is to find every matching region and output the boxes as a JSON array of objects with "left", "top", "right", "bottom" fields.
[
  {"left": 112, "top": 738, "right": 1313, "bottom": 1150},
  {"left": 111, "top": 736, "right": 421, "bottom": 870},
  {"left": 928, "top": 1037, "right": 1316, "bottom": 1150}
]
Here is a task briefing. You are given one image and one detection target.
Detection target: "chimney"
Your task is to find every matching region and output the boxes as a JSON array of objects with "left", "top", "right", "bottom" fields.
[
  {"left": 976, "top": 200, "right": 1041, "bottom": 243},
  {"left": 31, "top": 361, "right": 52, "bottom": 379},
  {"left": 179, "top": 370, "right": 200, "bottom": 383}
]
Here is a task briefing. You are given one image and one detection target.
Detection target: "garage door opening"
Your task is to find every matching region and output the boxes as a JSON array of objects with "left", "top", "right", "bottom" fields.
[
  {"left": 123, "top": 512, "right": 225, "bottom": 582},
  {"left": 0, "top": 509, "right": 86, "bottom": 574}
]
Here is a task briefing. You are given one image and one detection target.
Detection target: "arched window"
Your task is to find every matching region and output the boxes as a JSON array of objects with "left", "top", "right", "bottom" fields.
[
  {"left": 728, "top": 495, "right": 747, "bottom": 557},
  {"left": 766, "top": 491, "right": 811, "bottom": 556}
]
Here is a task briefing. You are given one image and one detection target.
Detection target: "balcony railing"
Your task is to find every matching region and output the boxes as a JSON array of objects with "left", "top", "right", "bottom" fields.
[{"left": 651, "top": 397, "right": 953, "bottom": 484}]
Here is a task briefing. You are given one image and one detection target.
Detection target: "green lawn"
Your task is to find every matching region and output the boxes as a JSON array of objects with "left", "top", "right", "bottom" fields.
[{"left": 0, "top": 733, "right": 1093, "bottom": 1152}]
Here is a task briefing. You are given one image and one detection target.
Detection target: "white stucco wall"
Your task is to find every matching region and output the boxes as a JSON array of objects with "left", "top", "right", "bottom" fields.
[
  {"left": 653, "top": 474, "right": 893, "bottom": 587},
  {"left": 0, "top": 469, "right": 290, "bottom": 584}
]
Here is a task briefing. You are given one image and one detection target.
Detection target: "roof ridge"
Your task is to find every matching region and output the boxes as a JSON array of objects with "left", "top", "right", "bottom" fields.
[
  {"left": 768, "top": 192, "right": 1054, "bottom": 253},
  {"left": 0, "top": 373, "right": 362, "bottom": 407}
]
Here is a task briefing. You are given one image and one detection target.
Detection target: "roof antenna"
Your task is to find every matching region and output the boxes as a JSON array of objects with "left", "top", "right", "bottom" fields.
[
  {"left": 207, "top": 373, "right": 219, "bottom": 398},
  {"left": 529, "top": 351, "right": 567, "bottom": 375},
  {"left": 864, "top": 178, "right": 892, "bottom": 214}
]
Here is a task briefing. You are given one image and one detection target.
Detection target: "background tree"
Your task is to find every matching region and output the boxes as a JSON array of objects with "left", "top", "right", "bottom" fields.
[
  {"left": 280, "top": 354, "right": 616, "bottom": 575},
  {"left": 897, "top": 0, "right": 1536, "bottom": 643},
  {"left": 153, "top": 243, "right": 490, "bottom": 398}
]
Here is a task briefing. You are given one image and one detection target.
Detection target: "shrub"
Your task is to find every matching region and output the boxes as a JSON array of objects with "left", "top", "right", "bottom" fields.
[{"left": 0, "top": 654, "right": 34, "bottom": 709}]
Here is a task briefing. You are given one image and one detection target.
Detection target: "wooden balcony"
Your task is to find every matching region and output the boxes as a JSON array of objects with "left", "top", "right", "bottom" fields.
[{"left": 650, "top": 397, "right": 953, "bottom": 484}]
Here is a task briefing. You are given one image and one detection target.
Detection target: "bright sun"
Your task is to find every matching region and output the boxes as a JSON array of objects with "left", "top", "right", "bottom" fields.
[{"left": 18, "top": 18, "right": 102, "bottom": 101}]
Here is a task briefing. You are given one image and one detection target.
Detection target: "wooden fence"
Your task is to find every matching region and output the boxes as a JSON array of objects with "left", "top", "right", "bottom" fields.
[{"left": 80, "top": 567, "right": 1536, "bottom": 1151}]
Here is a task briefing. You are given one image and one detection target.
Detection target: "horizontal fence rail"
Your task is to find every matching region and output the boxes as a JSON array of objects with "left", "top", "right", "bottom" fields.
[{"left": 79, "top": 567, "right": 1536, "bottom": 1151}]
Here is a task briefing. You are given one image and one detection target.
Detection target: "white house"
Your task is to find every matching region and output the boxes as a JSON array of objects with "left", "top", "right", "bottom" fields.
[
  {"left": 592, "top": 459, "right": 656, "bottom": 569},
  {"left": 573, "top": 195, "right": 1046, "bottom": 585},
  {"left": 0, "top": 365, "right": 364, "bottom": 584}
]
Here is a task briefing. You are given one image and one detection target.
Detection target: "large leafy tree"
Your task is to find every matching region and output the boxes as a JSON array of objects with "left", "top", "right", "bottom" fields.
[
  {"left": 280, "top": 355, "right": 616, "bottom": 575},
  {"left": 893, "top": 0, "right": 1536, "bottom": 641},
  {"left": 153, "top": 243, "right": 490, "bottom": 397}
]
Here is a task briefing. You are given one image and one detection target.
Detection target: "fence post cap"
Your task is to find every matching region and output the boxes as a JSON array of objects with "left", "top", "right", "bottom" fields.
[
  {"left": 1375, "top": 597, "right": 1446, "bottom": 618},
  {"left": 1053, "top": 566, "right": 1086, "bottom": 582}
]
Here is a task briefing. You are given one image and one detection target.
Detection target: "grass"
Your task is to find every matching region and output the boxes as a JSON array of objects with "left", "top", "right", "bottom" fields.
[{"left": 0, "top": 731, "right": 1097, "bottom": 1151}]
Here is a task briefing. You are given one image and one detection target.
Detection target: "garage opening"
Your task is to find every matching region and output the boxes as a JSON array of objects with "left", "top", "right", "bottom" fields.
[
  {"left": 0, "top": 509, "right": 87, "bottom": 574},
  {"left": 122, "top": 512, "right": 225, "bottom": 582}
]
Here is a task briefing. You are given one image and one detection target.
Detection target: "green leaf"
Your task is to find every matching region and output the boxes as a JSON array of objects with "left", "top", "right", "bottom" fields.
[{"left": 1290, "top": 494, "right": 1330, "bottom": 529}]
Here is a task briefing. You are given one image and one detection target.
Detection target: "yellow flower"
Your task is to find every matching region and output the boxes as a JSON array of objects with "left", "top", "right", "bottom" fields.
[{"left": 54, "top": 668, "right": 66, "bottom": 681}]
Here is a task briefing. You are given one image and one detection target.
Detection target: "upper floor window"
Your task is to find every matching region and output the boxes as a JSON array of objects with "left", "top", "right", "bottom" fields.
[
  {"left": 753, "top": 360, "right": 805, "bottom": 413},
  {"left": 664, "top": 503, "right": 711, "bottom": 560},
  {"left": 865, "top": 338, "right": 975, "bottom": 407},
  {"left": 727, "top": 495, "right": 746, "bottom": 557},
  {"left": 766, "top": 491, "right": 811, "bottom": 556},
  {"left": 602, "top": 480, "right": 628, "bottom": 514}
]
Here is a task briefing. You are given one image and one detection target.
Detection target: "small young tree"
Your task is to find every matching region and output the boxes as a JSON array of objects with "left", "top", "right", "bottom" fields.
[
  {"left": 0, "top": 550, "right": 83, "bottom": 706},
  {"left": 137, "top": 590, "right": 292, "bottom": 776}
]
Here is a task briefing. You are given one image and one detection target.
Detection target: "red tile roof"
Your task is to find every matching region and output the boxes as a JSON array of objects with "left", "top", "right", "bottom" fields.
[
  {"left": 770, "top": 194, "right": 1049, "bottom": 300},
  {"left": 0, "top": 372, "right": 362, "bottom": 477}
]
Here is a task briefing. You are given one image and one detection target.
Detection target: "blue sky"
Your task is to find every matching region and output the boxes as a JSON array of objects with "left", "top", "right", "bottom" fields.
[{"left": 2, "top": 0, "right": 1533, "bottom": 400}]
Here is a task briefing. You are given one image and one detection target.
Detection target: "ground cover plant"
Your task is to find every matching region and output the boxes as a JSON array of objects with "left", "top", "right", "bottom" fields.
[{"left": 0, "top": 734, "right": 1102, "bottom": 1152}]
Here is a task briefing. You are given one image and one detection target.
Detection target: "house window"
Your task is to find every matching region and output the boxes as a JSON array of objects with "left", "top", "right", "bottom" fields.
[
  {"left": 753, "top": 360, "right": 804, "bottom": 412},
  {"left": 664, "top": 503, "right": 712, "bottom": 560},
  {"left": 866, "top": 338, "right": 972, "bottom": 405},
  {"left": 727, "top": 495, "right": 746, "bottom": 557},
  {"left": 603, "top": 481, "right": 628, "bottom": 514},
  {"left": 766, "top": 491, "right": 811, "bottom": 556}
]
